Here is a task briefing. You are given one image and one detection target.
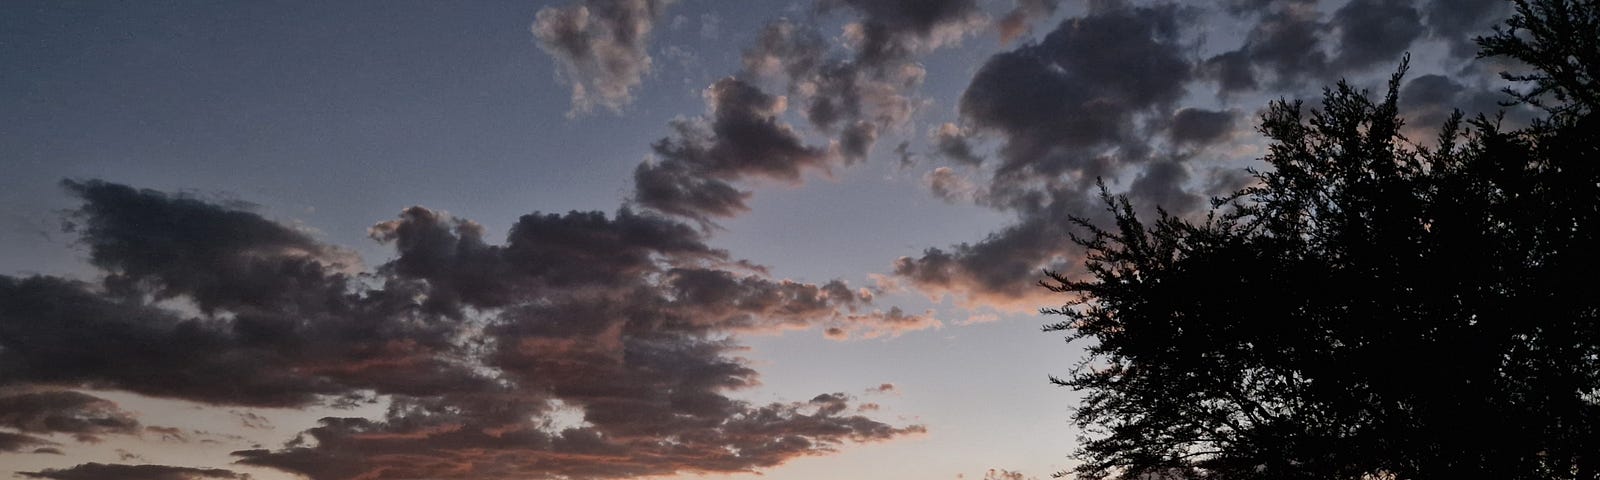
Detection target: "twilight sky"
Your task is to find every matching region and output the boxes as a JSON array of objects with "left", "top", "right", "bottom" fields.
[{"left": 0, "top": 1, "right": 1525, "bottom": 479}]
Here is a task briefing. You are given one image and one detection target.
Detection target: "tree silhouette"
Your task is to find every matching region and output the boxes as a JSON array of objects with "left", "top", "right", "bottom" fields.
[{"left": 1044, "top": 1, "right": 1599, "bottom": 479}]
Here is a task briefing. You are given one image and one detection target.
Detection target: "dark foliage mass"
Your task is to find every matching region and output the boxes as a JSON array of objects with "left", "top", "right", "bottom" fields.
[{"left": 1046, "top": 1, "right": 1600, "bottom": 479}]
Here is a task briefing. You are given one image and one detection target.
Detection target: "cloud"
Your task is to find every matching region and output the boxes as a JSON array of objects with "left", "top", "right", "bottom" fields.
[
  {"left": 1167, "top": 108, "right": 1239, "bottom": 148},
  {"left": 830, "top": 307, "right": 943, "bottom": 340},
  {"left": 958, "top": 1, "right": 1193, "bottom": 202},
  {"left": 983, "top": 468, "right": 1034, "bottom": 480},
  {"left": 633, "top": 77, "right": 834, "bottom": 223},
  {"left": 1330, "top": 0, "right": 1424, "bottom": 70},
  {"left": 998, "top": 0, "right": 1061, "bottom": 44},
  {"left": 0, "top": 431, "right": 57, "bottom": 453},
  {"left": 884, "top": 1, "right": 1466, "bottom": 314},
  {"left": 0, "top": 390, "right": 141, "bottom": 442},
  {"left": 4, "top": 181, "right": 926, "bottom": 479},
  {"left": 1127, "top": 159, "right": 1202, "bottom": 215},
  {"left": 740, "top": 19, "right": 923, "bottom": 164},
  {"left": 17, "top": 463, "right": 247, "bottom": 480},
  {"left": 740, "top": 0, "right": 992, "bottom": 173},
  {"left": 892, "top": 186, "right": 1108, "bottom": 312},
  {"left": 822, "top": 0, "right": 987, "bottom": 64},
  {"left": 533, "top": 0, "right": 674, "bottom": 115},
  {"left": 1421, "top": 0, "right": 1510, "bottom": 58},
  {"left": 649, "top": 0, "right": 990, "bottom": 212},
  {"left": 0, "top": 275, "right": 368, "bottom": 407},
  {"left": 1203, "top": 0, "right": 1329, "bottom": 93},
  {"left": 931, "top": 123, "right": 983, "bottom": 166},
  {"left": 59, "top": 180, "right": 357, "bottom": 315},
  {"left": 3, "top": 183, "right": 488, "bottom": 407},
  {"left": 926, "top": 167, "right": 978, "bottom": 203},
  {"left": 236, "top": 391, "right": 922, "bottom": 480},
  {"left": 884, "top": 0, "right": 1509, "bottom": 317},
  {"left": 699, "top": 12, "right": 721, "bottom": 40},
  {"left": 1398, "top": 73, "right": 1533, "bottom": 137}
]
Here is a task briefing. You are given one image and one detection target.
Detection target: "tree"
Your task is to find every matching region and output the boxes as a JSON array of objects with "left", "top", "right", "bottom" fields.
[{"left": 1044, "top": 1, "right": 1600, "bottom": 479}]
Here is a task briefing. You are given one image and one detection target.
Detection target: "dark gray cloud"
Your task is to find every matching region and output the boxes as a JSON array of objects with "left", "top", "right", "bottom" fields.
[
  {"left": 1331, "top": 0, "right": 1424, "bottom": 70},
  {"left": 4, "top": 182, "right": 486, "bottom": 407},
  {"left": 1203, "top": 0, "right": 1329, "bottom": 93},
  {"left": 633, "top": 77, "right": 834, "bottom": 223},
  {"left": 1200, "top": 50, "right": 1260, "bottom": 94},
  {"left": 1167, "top": 108, "right": 1239, "bottom": 147},
  {"left": 17, "top": 463, "right": 247, "bottom": 480},
  {"left": 889, "top": 0, "right": 1513, "bottom": 315},
  {"left": 237, "top": 392, "right": 922, "bottom": 480},
  {"left": 0, "top": 275, "right": 350, "bottom": 407},
  {"left": 894, "top": 156, "right": 1207, "bottom": 311},
  {"left": 533, "top": 0, "right": 673, "bottom": 114},
  {"left": 633, "top": 158, "right": 754, "bottom": 221},
  {"left": 891, "top": 2, "right": 1216, "bottom": 310},
  {"left": 737, "top": 0, "right": 991, "bottom": 177},
  {"left": 4, "top": 180, "right": 926, "bottom": 479},
  {"left": 1422, "top": 0, "right": 1511, "bottom": 58},
  {"left": 893, "top": 185, "right": 1107, "bottom": 311},
  {"left": 60, "top": 180, "right": 356, "bottom": 315},
  {"left": 1398, "top": 73, "right": 1533, "bottom": 136},
  {"left": 931, "top": 123, "right": 984, "bottom": 166},
  {"left": 821, "top": 0, "right": 986, "bottom": 65},
  {"left": 958, "top": 1, "right": 1191, "bottom": 200},
  {"left": 659, "top": 77, "right": 831, "bottom": 179},
  {"left": 0, "top": 431, "right": 57, "bottom": 453},
  {"left": 1400, "top": 73, "right": 1472, "bottom": 132},
  {"left": 1127, "top": 159, "right": 1202, "bottom": 215},
  {"left": 0, "top": 391, "right": 141, "bottom": 442},
  {"left": 368, "top": 205, "right": 720, "bottom": 313},
  {"left": 739, "top": 18, "right": 923, "bottom": 168}
]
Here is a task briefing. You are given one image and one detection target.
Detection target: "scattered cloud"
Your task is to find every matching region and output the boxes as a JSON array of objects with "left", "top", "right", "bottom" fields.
[
  {"left": 0, "top": 431, "right": 57, "bottom": 453},
  {"left": 17, "top": 463, "right": 248, "bottom": 480},
  {"left": 821, "top": 0, "right": 987, "bottom": 63},
  {"left": 931, "top": 123, "right": 983, "bottom": 166},
  {"left": 533, "top": 0, "right": 675, "bottom": 115},
  {"left": 997, "top": 0, "right": 1061, "bottom": 44},
  {"left": 925, "top": 167, "right": 978, "bottom": 204},
  {"left": 634, "top": 78, "right": 833, "bottom": 223},
  {"left": 0, "top": 390, "right": 141, "bottom": 442}
]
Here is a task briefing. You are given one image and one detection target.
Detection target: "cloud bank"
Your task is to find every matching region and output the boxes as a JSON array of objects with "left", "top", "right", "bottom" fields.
[
  {"left": 889, "top": 0, "right": 1518, "bottom": 312},
  {"left": 2, "top": 180, "right": 928, "bottom": 479}
]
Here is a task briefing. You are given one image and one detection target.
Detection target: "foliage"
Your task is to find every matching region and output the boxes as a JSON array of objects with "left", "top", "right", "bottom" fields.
[{"left": 1044, "top": 1, "right": 1600, "bottom": 479}]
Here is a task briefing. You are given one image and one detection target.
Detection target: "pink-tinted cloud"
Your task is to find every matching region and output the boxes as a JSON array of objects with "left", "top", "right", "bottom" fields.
[
  {"left": 533, "top": 0, "right": 675, "bottom": 115},
  {"left": 1, "top": 181, "right": 928, "bottom": 479}
]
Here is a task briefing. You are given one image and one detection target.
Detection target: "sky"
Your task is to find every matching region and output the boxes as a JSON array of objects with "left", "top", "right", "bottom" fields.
[{"left": 0, "top": 1, "right": 1526, "bottom": 479}]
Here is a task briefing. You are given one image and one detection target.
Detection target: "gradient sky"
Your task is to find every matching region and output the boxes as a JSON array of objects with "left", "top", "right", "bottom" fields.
[{"left": 0, "top": 1, "right": 1525, "bottom": 479}]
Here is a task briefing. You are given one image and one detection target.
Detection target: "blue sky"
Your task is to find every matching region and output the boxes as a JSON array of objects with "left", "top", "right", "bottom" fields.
[{"left": 0, "top": 1, "right": 1521, "bottom": 479}]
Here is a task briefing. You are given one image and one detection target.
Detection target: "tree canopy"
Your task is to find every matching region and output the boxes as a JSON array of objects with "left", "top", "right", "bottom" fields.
[{"left": 1045, "top": 1, "right": 1600, "bottom": 479}]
